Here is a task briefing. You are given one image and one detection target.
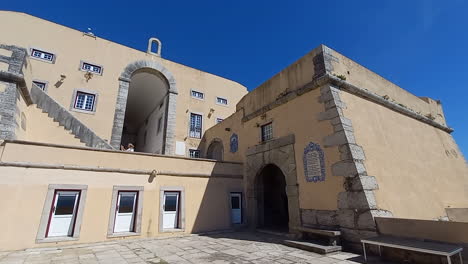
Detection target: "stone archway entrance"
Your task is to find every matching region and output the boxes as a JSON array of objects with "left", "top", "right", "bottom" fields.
[
  {"left": 110, "top": 60, "right": 178, "bottom": 154},
  {"left": 245, "top": 134, "right": 301, "bottom": 232},
  {"left": 256, "top": 164, "right": 289, "bottom": 231}
]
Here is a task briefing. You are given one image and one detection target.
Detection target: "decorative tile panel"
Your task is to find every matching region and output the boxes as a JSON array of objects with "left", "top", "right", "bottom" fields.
[
  {"left": 303, "top": 142, "right": 325, "bottom": 182},
  {"left": 230, "top": 133, "right": 238, "bottom": 153}
]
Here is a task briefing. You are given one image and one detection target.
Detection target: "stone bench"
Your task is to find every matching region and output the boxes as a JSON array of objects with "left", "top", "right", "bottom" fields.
[
  {"left": 361, "top": 235, "right": 463, "bottom": 264},
  {"left": 294, "top": 226, "right": 341, "bottom": 246}
]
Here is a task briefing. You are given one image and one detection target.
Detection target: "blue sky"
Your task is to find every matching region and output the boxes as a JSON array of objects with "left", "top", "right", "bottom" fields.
[{"left": 4, "top": 0, "right": 468, "bottom": 157}]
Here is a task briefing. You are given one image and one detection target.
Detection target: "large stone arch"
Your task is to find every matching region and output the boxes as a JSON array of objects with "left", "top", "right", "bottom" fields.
[
  {"left": 110, "top": 60, "right": 178, "bottom": 154},
  {"left": 244, "top": 134, "right": 301, "bottom": 232}
]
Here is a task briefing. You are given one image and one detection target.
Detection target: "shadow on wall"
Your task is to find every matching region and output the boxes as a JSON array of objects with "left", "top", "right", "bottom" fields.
[{"left": 189, "top": 160, "right": 244, "bottom": 233}]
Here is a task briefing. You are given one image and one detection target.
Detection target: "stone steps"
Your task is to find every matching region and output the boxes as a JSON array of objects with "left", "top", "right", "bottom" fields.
[
  {"left": 30, "top": 84, "right": 113, "bottom": 149},
  {"left": 283, "top": 239, "right": 342, "bottom": 255}
]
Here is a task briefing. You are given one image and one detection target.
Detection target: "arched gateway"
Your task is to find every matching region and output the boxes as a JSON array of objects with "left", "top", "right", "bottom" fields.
[
  {"left": 245, "top": 134, "right": 301, "bottom": 232},
  {"left": 110, "top": 60, "right": 178, "bottom": 154}
]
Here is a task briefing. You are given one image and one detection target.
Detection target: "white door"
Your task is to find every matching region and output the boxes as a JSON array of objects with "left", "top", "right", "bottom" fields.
[
  {"left": 114, "top": 192, "right": 137, "bottom": 233},
  {"left": 48, "top": 191, "right": 80, "bottom": 237},
  {"left": 163, "top": 192, "right": 179, "bottom": 229},
  {"left": 230, "top": 193, "right": 242, "bottom": 224}
]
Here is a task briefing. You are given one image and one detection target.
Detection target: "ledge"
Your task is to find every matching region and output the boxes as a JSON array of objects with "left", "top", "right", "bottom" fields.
[
  {"left": 0, "top": 161, "right": 243, "bottom": 179},
  {"left": 0, "top": 139, "right": 243, "bottom": 165}
]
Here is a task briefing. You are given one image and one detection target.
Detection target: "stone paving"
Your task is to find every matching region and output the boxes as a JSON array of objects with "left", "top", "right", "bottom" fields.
[{"left": 0, "top": 232, "right": 390, "bottom": 264}]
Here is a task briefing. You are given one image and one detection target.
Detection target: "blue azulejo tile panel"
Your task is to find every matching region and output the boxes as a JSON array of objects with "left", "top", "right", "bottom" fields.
[{"left": 303, "top": 142, "right": 325, "bottom": 182}]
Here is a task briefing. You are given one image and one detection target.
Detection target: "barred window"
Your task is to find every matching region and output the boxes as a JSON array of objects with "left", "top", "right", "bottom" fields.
[
  {"left": 189, "top": 113, "right": 202, "bottom": 139},
  {"left": 261, "top": 122, "right": 273, "bottom": 142},
  {"left": 33, "top": 81, "right": 47, "bottom": 91},
  {"left": 74, "top": 92, "right": 95, "bottom": 111},
  {"left": 31, "top": 49, "right": 55, "bottom": 62},
  {"left": 189, "top": 149, "right": 200, "bottom": 158},
  {"left": 191, "top": 90, "right": 204, "bottom": 100},
  {"left": 216, "top": 97, "right": 228, "bottom": 105},
  {"left": 81, "top": 62, "right": 102, "bottom": 74}
]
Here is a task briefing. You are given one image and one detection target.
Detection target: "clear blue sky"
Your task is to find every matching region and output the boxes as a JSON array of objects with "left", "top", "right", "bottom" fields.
[{"left": 4, "top": 0, "right": 468, "bottom": 157}]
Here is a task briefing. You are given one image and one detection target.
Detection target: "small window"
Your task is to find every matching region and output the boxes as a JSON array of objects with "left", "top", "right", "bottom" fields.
[
  {"left": 74, "top": 91, "right": 96, "bottom": 112},
  {"left": 216, "top": 97, "right": 228, "bottom": 105},
  {"left": 31, "top": 48, "right": 55, "bottom": 62},
  {"left": 216, "top": 118, "right": 224, "bottom": 124},
  {"left": 32, "top": 81, "right": 47, "bottom": 91},
  {"left": 81, "top": 62, "right": 102, "bottom": 75},
  {"left": 157, "top": 116, "right": 163, "bottom": 134},
  {"left": 189, "top": 113, "right": 202, "bottom": 139},
  {"left": 261, "top": 122, "right": 273, "bottom": 142},
  {"left": 189, "top": 149, "right": 200, "bottom": 158},
  {"left": 191, "top": 90, "right": 204, "bottom": 100}
]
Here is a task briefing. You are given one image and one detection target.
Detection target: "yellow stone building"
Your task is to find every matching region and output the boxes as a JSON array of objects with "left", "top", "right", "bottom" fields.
[{"left": 0, "top": 11, "right": 467, "bottom": 253}]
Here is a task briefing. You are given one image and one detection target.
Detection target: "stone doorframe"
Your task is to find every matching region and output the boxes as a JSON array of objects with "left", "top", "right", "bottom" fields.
[
  {"left": 109, "top": 60, "right": 178, "bottom": 154},
  {"left": 244, "top": 134, "right": 301, "bottom": 231}
]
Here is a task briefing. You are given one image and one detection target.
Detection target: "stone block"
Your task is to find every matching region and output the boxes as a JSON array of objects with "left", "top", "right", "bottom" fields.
[
  {"left": 338, "top": 209, "right": 356, "bottom": 229},
  {"left": 338, "top": 191, "right": 377, "bottom": 210},
  {"left": 357, "top": 210, "right": 393, "bottom": 229},
  {"left": 340, "top": 227, "right": 377, "bottom": 243},
  {"left": 316, "top": 210, "right": 338, "bottom": 226},
  {"left": 339, "top": 144, "right": 366, "bottom": 161},
  {"left": 301, "top": 209, "right": 317, "bottom": 226},
  {"left": 317, "top": 108, "right": 341, "bottom": 121},
  {"left": 346, "top": 175, "right": 379, "bottom": 191},
  {"left": 332, "top": 160, "right": 366, "bottom": 177}
]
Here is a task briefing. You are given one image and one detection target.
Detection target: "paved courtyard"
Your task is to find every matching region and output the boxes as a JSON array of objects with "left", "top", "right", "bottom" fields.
[{"left": 0, "top": 232, "right": 388, "bottom": 264}]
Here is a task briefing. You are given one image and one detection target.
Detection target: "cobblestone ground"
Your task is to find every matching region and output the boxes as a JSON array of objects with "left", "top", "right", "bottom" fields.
[{"left": 0, "top": 232, "right": 389, "bottom": 264}]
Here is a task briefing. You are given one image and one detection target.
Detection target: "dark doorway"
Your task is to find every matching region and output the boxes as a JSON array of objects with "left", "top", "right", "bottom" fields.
[{"left": 256, "top": 164, "right": 289, "bottom": 231}]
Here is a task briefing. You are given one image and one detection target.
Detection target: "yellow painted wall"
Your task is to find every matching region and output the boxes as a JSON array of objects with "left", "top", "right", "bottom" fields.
[
  {"left": 0, "top": 11, "right": 247, "bottom": 151},
  {"left": 341, "top": 91, "right": 468, "bottom": 220},
  {"left": 0, "top": 167, "right": 242, "bottom": 251},
  {"left": 0, "top": 142, "right": 243, "bottom": 251},
  {"left": 203, "top": 89, "right": 345, "bottom": 210},
  {"left": 329, "top": 49, "right": 447, "bottom": 126}
]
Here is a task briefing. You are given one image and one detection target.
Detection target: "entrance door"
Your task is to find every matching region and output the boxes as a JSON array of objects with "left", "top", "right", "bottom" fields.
[
  {"left": 163, "top": 192, "right": 179, "bottom": 229},
  {"left": 114, "top": 191, "right": 138, "bottom": 233},
  {"left": 47, "top": 191, "right": 80, "bottom": 237},
  {"left": 230, "top": 193, "right": 242, "bottom": 224}
]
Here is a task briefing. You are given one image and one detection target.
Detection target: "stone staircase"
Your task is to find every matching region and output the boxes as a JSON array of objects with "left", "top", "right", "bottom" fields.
[{"left": 30, "top": 84, "right": 113, "bottom": 149}]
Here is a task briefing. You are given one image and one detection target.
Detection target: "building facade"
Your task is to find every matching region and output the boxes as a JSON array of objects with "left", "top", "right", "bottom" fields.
[{"left": 0, "top": 11, "right": 467, "bottom": 253}]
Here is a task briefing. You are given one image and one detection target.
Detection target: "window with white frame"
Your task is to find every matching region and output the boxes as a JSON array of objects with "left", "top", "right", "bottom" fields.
[
  {"left": 261, "top": 122, "right": 273, "bottom": 142},
  {"left": 189, "top": 149, "right": 200, "bottom": 158},
  {"left": 74, "top": 91, "right": 96, "bottom": 112},
  {"left": 189, "top": 113, "right": 202, "bottom": 138},
  {"left": 31, "top": 48, "right": 55, "bottom": 62},
  {"left": 33, "top": 81, "right": 47, "bottom": 91},
  {"left": 216, "top": 118, "right": 224, "bottom": 124},
  {"left": 216, "top": 97, "right": 228, "bottom": 105},
  {"left": 191, "top": 90, "right": 204, "bottom": 100},
  {"left": 81, "top": 62, "right": 102, "bottom": 75}
]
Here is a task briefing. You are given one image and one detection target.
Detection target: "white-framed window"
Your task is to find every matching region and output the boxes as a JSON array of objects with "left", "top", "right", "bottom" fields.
[
  {"left": 189, "top": 113, "right": 203, "bottom": 139},
  {"left": 32, "top": 80, "right": 47, "bottom": 91},
  {"left": 216, "top": 97, "right": 228, "bottom": 105},
  {"left": 36, "top": 184, "right": 88, "bottom": 243},
  {"left": 30, "top": 48, "right": 55, "bottom": 62},
  {"left": 191, "top": 90, "right": 204, "bottom": 100},
  {"left": 81, "top": 62, "right": 103, "bottom": 75},
  {"left": 74, "top": 91, "right": 96, "bottom": 112},
  {"left": 261, "top": 122, "right": 273, "bottom": 142},
  {"left": 189, "top": 149, "right": 200, "bottom": 158},
  {"left": 107, "top": 186, "right": 144, "bottom": 237},
  {"left": 216, "top": 118, "right": 224, "bottom": 124}
]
